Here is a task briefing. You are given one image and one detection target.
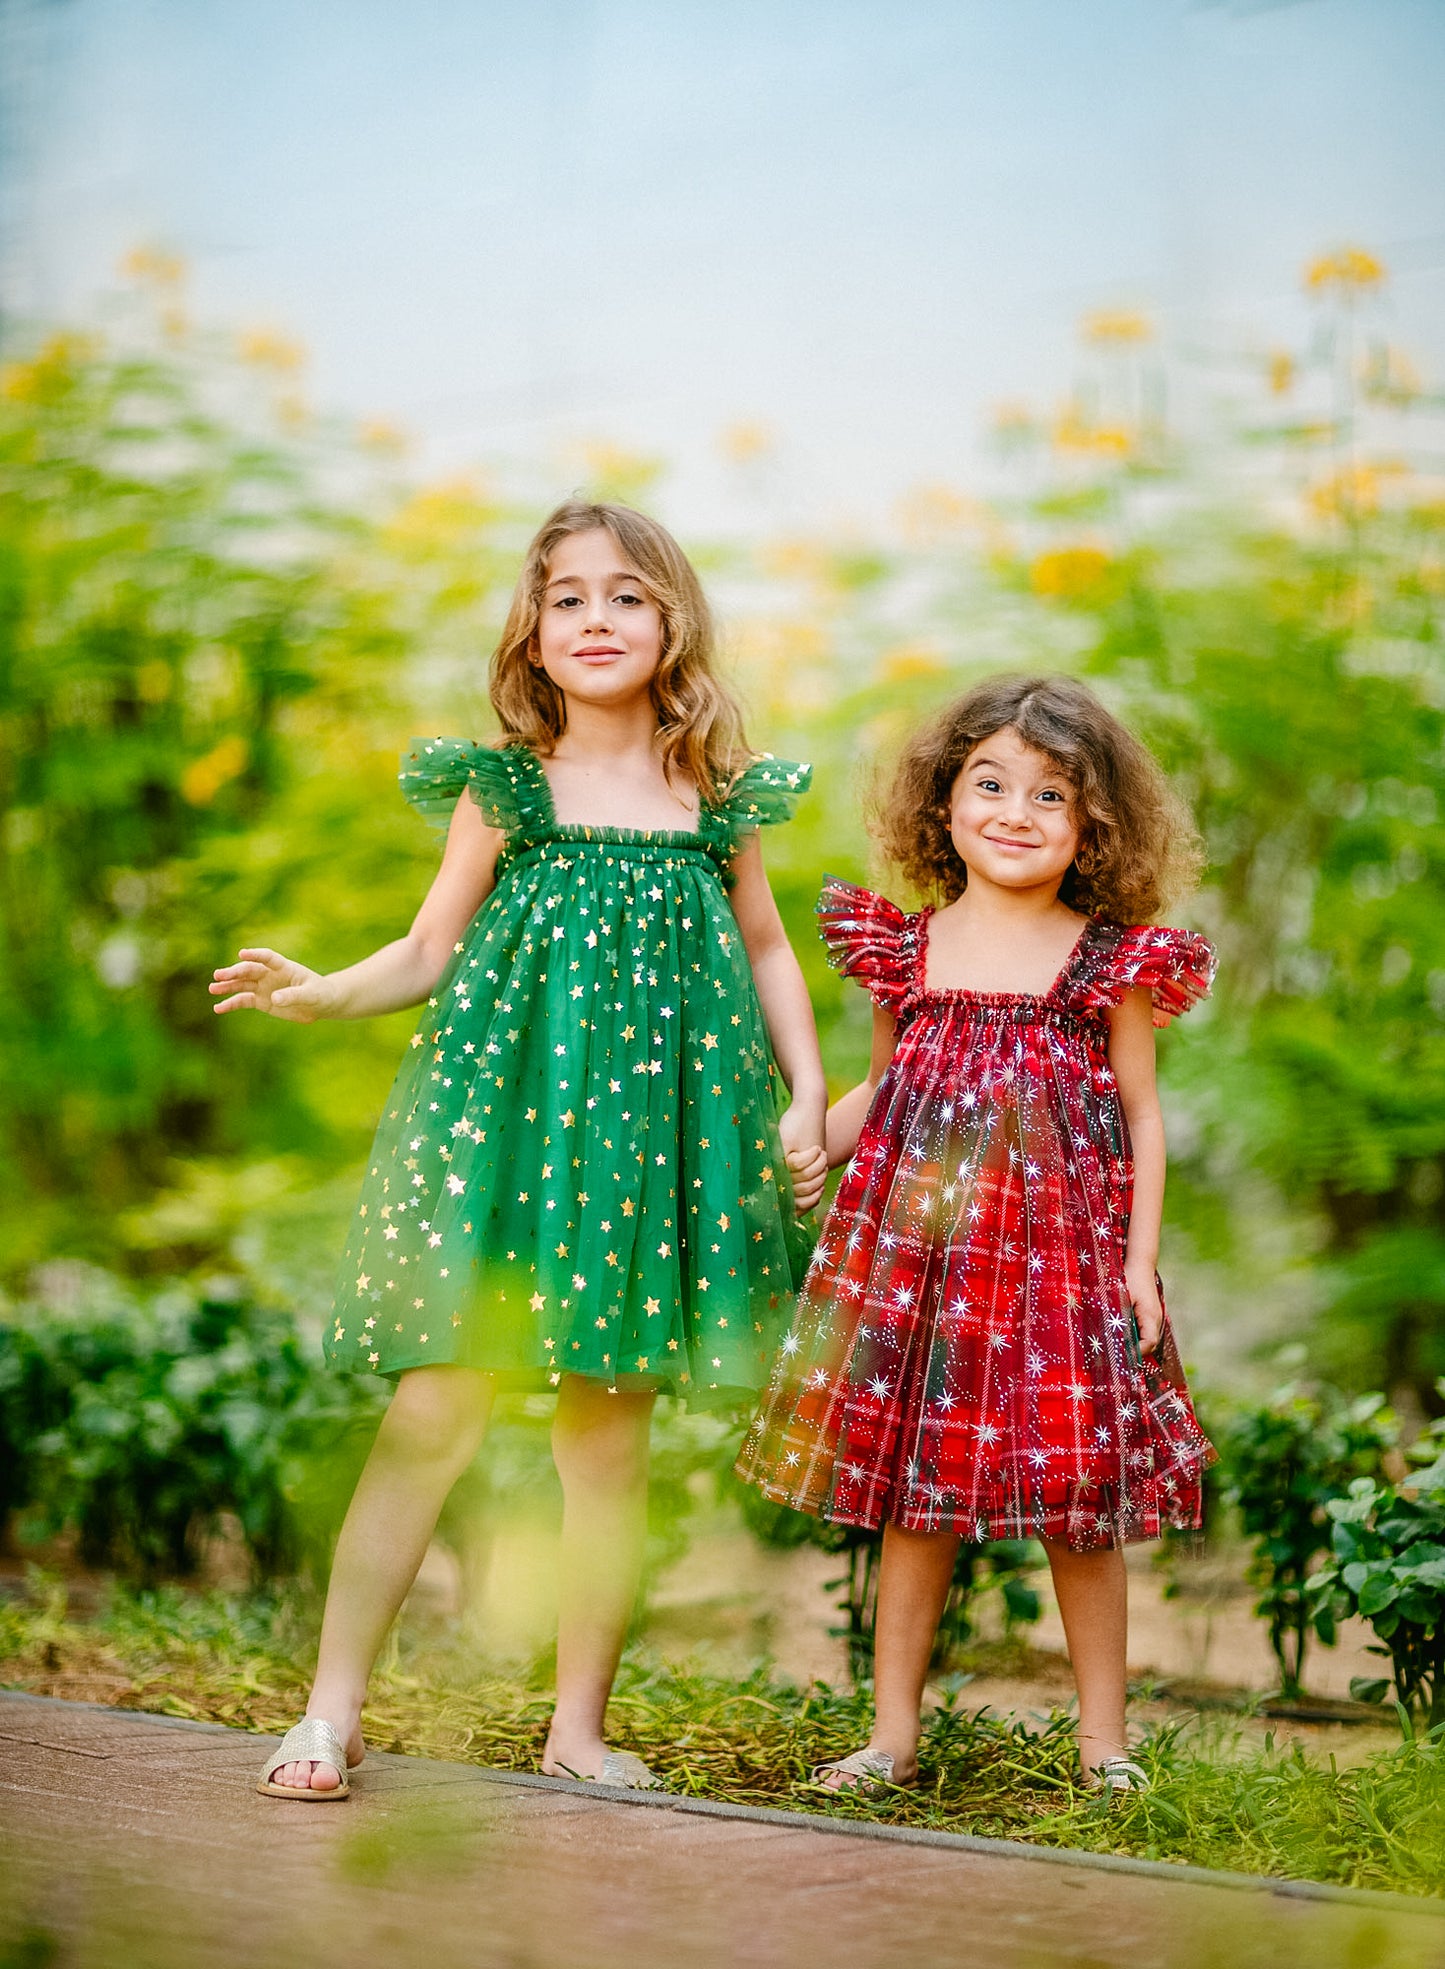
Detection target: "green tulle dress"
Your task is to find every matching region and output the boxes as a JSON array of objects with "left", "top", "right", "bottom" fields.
[{"left": 324, "top": 739, "right": 814, "bottom": 1407}]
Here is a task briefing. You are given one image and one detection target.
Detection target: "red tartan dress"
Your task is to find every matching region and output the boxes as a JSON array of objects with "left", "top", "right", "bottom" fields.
[{"left": 735, "top": 879, "right": 1217, "bottom": 1549}]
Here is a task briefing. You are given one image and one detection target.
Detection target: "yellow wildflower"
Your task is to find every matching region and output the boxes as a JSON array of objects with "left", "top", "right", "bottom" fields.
[
  {"left": 359, "top": 418, "right": 407, "bottom": 454},
  {"left": 180, "top": 735, "right": 249, "bottom": 807},
  {"left": 238, "top": 326, "right": 306, "bottom": 373},
  {"left": 1080, "top": 309, "right": 1152, "bottom": 346},
  {"left": 1030, "top": 546, "right": 1114, "bottom": 602},
  {"left": 879, "top": 644, "right": 945, "bottom": 683},
  {"left": 1267, "top": 350, "right": 1295, "bottom": 396},
  {"left": 119, "top": 245, "right": 187, "bottom": 288},
  {"left": 578, "top": 441, "right": 663, "bottom": 502},
  {"left": 0, "top": 333, "right": 100, "bottom": 404},
  {"left": 1304, "top": 247, "right": 1386, "bottom": 295},
  {"left": 719, "top": 421, "right": 772, "bottom": 463}
]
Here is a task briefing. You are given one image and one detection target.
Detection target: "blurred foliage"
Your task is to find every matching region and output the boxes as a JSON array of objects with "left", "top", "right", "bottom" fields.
[
  {"left": 1, "top": 246, "right": 1443, "bottom": 1414},
  {"left": 1216, "top": 1388, "right": 1397, "bottom": 1696},
  {"left": 0, "top": 1267, "right": 384, "bottom": 1581}
]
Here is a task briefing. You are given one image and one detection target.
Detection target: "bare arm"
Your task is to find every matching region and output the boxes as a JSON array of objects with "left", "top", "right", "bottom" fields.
[
  {"left": 1107, "top": 985, "right": 1167, "bottom": 1353},
  {"left": 728, "top": 833, "right": 828, "bottom": 1211},
  {"left": 211, "top": 793, "right": 504, "bottom": 1022},
  {"left": 824, "top": 1002, "right": 897, "bottom": 1168}
]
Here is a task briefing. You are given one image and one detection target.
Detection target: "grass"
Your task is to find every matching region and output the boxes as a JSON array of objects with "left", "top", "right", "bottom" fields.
[{"left": 2, "top": 1571, "right": 1443, "bottom": 1900}]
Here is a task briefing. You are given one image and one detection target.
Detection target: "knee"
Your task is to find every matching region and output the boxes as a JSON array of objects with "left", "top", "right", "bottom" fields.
[
  {"left": 552, "top": 1393, "right": 652, "bottom": 1495},
  {"left": 381, "top": 1367, "right": 492, "bottom": 1466}
]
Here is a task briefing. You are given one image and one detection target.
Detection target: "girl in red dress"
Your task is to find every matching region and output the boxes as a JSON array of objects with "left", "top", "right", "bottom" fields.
[{"left": 736, "top": 674, "right": 1215, "bottom": 1794}]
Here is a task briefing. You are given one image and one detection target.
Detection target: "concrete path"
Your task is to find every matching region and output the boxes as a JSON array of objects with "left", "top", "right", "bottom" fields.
[{"left": 1, "top": 1694, "right": 1441, "bottom": 1969}]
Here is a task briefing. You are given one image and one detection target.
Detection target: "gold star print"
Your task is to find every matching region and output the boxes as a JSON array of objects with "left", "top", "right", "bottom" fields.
[
  {"left": 357, "top": 1274, "right": 370, "bottom": 1291},
  {"left": 622, "top": 1025, "right": 635, "bottom": 1041},
  {"left": 556, "top": 1242, "right": 569, "bottom": 1258},
  {"left": 667, "top": 1338, "right": 679, "bottom": 1351},
  {"left": 718, "top": 1213, "right": 730, "bottom": 1230},
  {"left": 702, "top": 1033, "right": 718, "bottom": 1050},
  {"left": 636, "top": 1355, "right": 649, "bottom": 1370},
  {"left": 698, "top": 1278, "right": 710, "bottom": 1292},
  {"left": 526, "top": 1108, "right": 537, "bottom": 1122},
  {"left": 645, "top": 1297, "right": 661, "bottom": 1316},
  {"left": 621, "top": 1199, "right": 634, "bottom": 1216},
  {"left": 530, "top": 1292, "right": 545, "bottom": 1312},
  {"left": 542, "top": 1164, "right": 553, "bottom": 1178},
  {"left": 518, "top": 1191, "right": 529, "bottom": 1203},
  {"left": 657, "top": 1242, "right": 672, "bottom": 1258}
]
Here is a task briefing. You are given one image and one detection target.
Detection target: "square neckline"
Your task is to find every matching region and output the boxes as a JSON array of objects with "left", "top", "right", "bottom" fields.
[
  {"left": 913, "top": 906, "right": 1098, "bottom": 1007},
  {"left": 518, "top": 743, "right": 707, "bottom": 846}
]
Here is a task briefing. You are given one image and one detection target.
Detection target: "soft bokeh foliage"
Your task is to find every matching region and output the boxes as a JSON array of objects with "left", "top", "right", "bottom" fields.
[{"left": 2, "top": 248, "right": 1443, "bottom": 1410}]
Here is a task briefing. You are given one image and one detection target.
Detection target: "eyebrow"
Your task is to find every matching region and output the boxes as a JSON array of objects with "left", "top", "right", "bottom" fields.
[
  {"left": 970, "top": 757, "right": 1069, "bottom": 783},
  {"left": 544, "top": 571, "right": 645, "bottom": 591}
]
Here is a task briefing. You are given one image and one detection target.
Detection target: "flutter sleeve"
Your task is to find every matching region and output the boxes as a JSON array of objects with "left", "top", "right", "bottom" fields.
[
  {"left": 816, "top": 876, "right": 916, "bottom": 1017},
  {"left": 399, "top": 738, "right": 526, "bottom": 837},
  {"left": 1068, "top": 923, "right": 1217, "bottom": 1029},
  {"left": 718, "top": 755, "right": 812, "bottom": 842}
]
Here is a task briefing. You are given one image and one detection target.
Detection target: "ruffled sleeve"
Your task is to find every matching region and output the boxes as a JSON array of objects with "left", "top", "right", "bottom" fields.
[
  {"left": 399, "top": 738, "right": 539, "bottom": 839},
  {"left": 717, "top": 755, "right": 812, "bottom": 842},
  {"left": 815, "top": 877, "right": 916, "bottom": 1016},
  {"left": 1066, "top": 923, "right": 1216, "bottom": 1029}
]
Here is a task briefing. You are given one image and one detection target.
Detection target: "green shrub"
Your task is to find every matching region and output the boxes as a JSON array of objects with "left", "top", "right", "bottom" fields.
[
  {"left": 1310, "top": 1430, "right": 1445, "bottom": 1734},
  {"left": 0, "top": 1272, "right": 384, "bottom": 1581},
  {"left": 1218, "top": 1387, "right": 1396, "bottom": 1696}
]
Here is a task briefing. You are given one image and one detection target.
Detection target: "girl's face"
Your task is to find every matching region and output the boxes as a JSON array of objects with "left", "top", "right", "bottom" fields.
[
  {"left": 533, "top": 527, "right": 665, "bottom": 709},
  {"left": 948, "top": 726, "right": 1082, "bottom": 898}
]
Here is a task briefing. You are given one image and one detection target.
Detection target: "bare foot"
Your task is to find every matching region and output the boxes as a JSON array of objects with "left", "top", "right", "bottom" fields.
[{"left": 267, "top": 1717, "right": 366, "bottom": 1794}]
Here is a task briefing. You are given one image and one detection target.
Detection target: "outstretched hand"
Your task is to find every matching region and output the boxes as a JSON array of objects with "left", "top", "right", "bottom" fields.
[{"left": 210, "top": 947, "right": 334, "bottom": 1023}]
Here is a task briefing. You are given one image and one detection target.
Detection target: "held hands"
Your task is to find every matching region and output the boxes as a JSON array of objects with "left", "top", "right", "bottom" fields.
[
  {"left": 779, "top": 1104, "right": 828, "bottom": 1217},
  {"left": 1125, "top": 1258, "right": 1164, "bottom": 1356},
  {"left": 210, "top": 947, "right": 335, "bottom": 1024}
]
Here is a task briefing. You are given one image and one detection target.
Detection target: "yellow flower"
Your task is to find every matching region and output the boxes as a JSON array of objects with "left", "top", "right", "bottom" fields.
[
  {"left": 119, "top": 245, "right": 187, "bottom": 289},
  {"left": 1030, "top": 546, "right": 1114, "bottom": 602},
  {"left": 0, "top": 332, "right": 100, "bottom": 404},
  {"left": 383, "top": 477, "right": 492, "bottom": 553},
  {"left": 1080, "top": 309, "right": 1152, "bottom": 346},
  {"left": 1304, "top": 247, "right": 1386, "bottom": 295},
  {"left": 1306, "top": 464, "right": 1405, "bottom": 521},
  {"left": 359, "top": 418, "right": 407, "bottom": 454},
  {"left": 238, "top": 326, "right": 306, "bottom": 373},
  {"left": 180, "top": 735, "right": 249, "bottom": 806},
  {"left": 1052, "top": 405, "right": 1133, "bottom": 458},
  {"left": 878, "top": 645, "right": 945, "bottom": 682},
  {"left": 719, "top": 421, "right": 772, "bottom": 463},
  {"left": 1267, "top": 350, "right": 1295, "bottom": 396}
]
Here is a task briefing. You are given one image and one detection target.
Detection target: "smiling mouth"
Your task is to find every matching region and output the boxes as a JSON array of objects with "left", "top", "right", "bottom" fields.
[{"left": 574, "top": 646, "right": 624, "bottom": 659}]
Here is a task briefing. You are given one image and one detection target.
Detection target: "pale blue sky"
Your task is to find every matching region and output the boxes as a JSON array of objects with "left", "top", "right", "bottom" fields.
[{"left": 10, "top": 0, "right": 1445, "bottom": 529}]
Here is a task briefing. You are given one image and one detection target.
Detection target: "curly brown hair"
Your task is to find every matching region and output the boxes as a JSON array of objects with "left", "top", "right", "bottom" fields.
[
  {"left": 490, "top": 500, "right": 752, "bottom": 801},
  {"left": 874, "top": 673, "right": 1201, "bottom": 922}
]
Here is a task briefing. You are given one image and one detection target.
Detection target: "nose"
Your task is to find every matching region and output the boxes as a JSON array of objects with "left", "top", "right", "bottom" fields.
[
  {"left": 998, "top": 791, "right": 1033, "bottom": 830},
  {"left": 581, "top": 590, "right": 613, "bottom": 635}
]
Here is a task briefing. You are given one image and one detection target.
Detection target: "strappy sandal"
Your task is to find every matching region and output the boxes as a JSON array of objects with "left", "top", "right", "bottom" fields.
[
  {"left": 1085, "top": 1755, "right": 1150, "bottom": 1795},
  {"left": 549, "top": 1749, "right": 660, "bottom": 1790},
  {"left": 807, "top": 1747, "right": 916, "bottom": 1795},
  {"left": 257, "top": 1717, "right": 354, "bottom": 1800}
]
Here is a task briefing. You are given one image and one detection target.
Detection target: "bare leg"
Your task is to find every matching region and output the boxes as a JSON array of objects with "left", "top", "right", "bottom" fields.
[
  {"left": 271, "top": 1364, "right": 495, "bottom": 1792},
  {"left": 541, "top": 1377, "right": 655, "bottom": 1780},
  {"left": 821, "top": 1523, "right": 960, "bottom": 1789},
  {"left": 1041, "top": 1536, "right": 1129, "bottom": 1779}
]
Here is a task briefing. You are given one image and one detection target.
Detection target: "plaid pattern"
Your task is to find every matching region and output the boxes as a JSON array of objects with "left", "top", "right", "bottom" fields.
[{"left": 736, "top": 879, "right": 1217, "bottom": 1550}]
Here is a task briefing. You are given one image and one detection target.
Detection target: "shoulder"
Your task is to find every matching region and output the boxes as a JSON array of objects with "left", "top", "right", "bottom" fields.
[
  {"left": 399, "top": 738, "right": 546, "bottom": 836},
  {"left": 1067, "top": 921, "right": 1217, "bottom": 1028},
  {"left": 816, "top": 877, "right": 919, "bottom": 1014},
  {"left": 715, "top": 754, "right": 812, "bottom": 830}
]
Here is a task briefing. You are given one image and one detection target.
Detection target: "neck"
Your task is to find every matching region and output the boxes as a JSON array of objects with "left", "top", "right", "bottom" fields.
[
  {"left": 951, "top": 874, "right": 1074, "bottom": 929},
  {"left": 551, "top": 692, "right": 664, "bottom": 765}
]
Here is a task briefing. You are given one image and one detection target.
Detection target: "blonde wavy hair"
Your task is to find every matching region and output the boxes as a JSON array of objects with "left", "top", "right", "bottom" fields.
[
  {"left": 490, "top": 500, "right": 752, "bottom": 800},
  {"left": 875, "top": 674, "right": 1202, "bottom": 923}
]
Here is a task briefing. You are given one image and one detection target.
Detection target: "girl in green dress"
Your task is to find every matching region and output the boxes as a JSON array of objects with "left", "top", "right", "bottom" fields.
[{"left": 212, "top": 500, "right": 828, "bottom": 1797}]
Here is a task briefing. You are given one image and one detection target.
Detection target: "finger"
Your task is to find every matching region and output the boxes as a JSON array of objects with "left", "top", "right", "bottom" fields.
[
  {"left": 212, "top": 992, "right": 257, "bottom": 1014},
  {"left": 236, "top": 947, "right": 283, "bottom": 968}
]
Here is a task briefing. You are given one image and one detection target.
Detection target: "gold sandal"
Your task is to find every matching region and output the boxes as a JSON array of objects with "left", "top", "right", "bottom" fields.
[{"left": 257, "top": 1717, "right": 354, "bottom": 1800}]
